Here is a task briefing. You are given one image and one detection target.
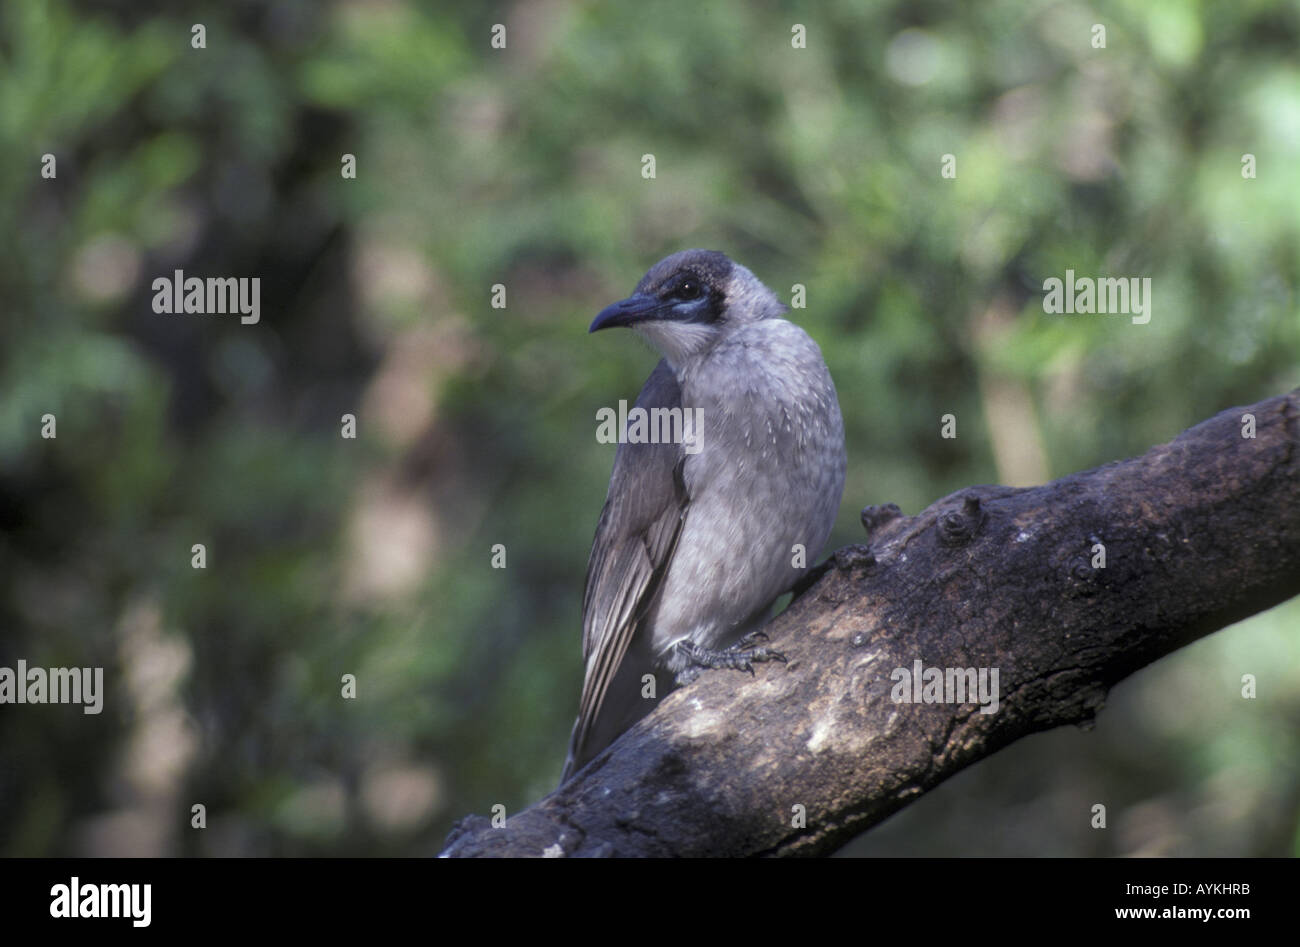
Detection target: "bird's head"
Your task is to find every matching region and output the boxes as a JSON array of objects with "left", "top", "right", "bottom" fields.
[{"left": 589, "top": 250, "right": 785, "bottom": 367}]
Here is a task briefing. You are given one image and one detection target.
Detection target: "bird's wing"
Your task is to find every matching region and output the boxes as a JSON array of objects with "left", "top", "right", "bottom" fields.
[{"left": 566, "top": 359, "right": 689, "bottom": 775}]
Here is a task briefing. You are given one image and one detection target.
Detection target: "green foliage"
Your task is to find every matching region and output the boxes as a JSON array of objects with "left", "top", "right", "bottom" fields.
[{"left": 1, "top": 0, "right": 1297, "bottom": 856}]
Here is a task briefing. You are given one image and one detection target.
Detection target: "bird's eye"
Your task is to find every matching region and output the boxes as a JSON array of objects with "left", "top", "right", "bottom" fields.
[{"left": 674, "top": 278, "right": 702, "bottom": 301}]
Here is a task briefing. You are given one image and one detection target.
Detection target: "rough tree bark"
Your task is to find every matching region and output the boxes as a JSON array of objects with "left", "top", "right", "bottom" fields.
[{"left": 441, "top": 388, "right": 1300, "bottom": 857}]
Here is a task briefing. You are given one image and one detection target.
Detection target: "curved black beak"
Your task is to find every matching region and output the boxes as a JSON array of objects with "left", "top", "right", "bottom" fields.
[{"left": 589, "top": 293, "right": 664, "bottom": 333}]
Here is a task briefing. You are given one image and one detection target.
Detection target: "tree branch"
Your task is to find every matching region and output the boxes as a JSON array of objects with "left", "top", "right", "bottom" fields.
[{"left": 440, "top": 389, "right": 1300, "bottom": 857}]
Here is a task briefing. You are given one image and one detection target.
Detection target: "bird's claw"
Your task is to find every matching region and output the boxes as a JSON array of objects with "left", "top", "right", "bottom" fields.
[
  {"left": 737, "top": 647, "right": 789, "bottom": 674},
  {"left": 673, "top": 636, "right": 787, "bottom": 684}
]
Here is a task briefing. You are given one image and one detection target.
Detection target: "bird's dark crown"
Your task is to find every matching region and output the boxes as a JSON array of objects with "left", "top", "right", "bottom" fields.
[{"left": 634, "top": 249, "right": 733, "bottom": 298}]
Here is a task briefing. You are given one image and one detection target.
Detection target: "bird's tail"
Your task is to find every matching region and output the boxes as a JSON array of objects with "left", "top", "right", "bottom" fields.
[
  {"left": 558, "top": 663, "right": 667, "bottom": 787},
  {"left": 559, "top": 724, "right": 582, "bottom": 786}
]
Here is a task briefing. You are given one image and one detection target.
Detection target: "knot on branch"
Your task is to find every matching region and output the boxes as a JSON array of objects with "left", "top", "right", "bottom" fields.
[
  {"left": 938, "top": 494, "right": 986, "bottom": 547},
  {"left": 861, "top": 503, "right": 903, "bottom": 537},
  {"left": 1067, "top": 556, "right": 1102, "bottom": 595},
  {"left": 834, "top": 545, "right": 877, "bottom": 572}
]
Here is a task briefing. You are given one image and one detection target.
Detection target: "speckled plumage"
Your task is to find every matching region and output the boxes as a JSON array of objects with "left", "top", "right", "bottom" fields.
[{"left": 562, "top": 251, "right": 846, "bottom": 782}]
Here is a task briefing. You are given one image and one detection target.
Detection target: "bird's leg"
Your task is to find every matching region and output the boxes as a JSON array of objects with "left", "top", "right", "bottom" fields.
[{"left": 672, "top": 634, "right": 787, "bottom": 686}]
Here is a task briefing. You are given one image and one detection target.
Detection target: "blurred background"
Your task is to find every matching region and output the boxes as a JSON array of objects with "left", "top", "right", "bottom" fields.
[{"left": 1, "top": 0, "right": 1298, "bottom": 857}]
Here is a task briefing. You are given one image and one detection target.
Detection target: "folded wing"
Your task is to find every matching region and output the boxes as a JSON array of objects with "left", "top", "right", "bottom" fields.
[{"left": 562, "top": 359, "right": 690, "bottom": 781}]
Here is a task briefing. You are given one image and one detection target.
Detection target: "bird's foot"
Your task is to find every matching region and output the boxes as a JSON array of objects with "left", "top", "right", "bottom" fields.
[{"left": 672, "top": 633, "right": 787, "bottom": 686}]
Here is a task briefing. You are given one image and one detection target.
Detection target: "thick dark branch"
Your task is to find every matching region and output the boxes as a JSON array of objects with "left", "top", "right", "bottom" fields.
[{"left": 441, "top": 389, "right": 1300, "bottom": 857}]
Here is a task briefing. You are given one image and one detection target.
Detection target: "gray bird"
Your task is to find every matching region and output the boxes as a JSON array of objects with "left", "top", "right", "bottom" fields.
[{"left": 561, "top": 249, "right": 846, "bottom": 783}]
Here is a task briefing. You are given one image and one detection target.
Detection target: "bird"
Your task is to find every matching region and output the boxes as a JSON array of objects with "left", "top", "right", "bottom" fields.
[{"left": 560, "top": 249, "right": 846, "bottom": 783}]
